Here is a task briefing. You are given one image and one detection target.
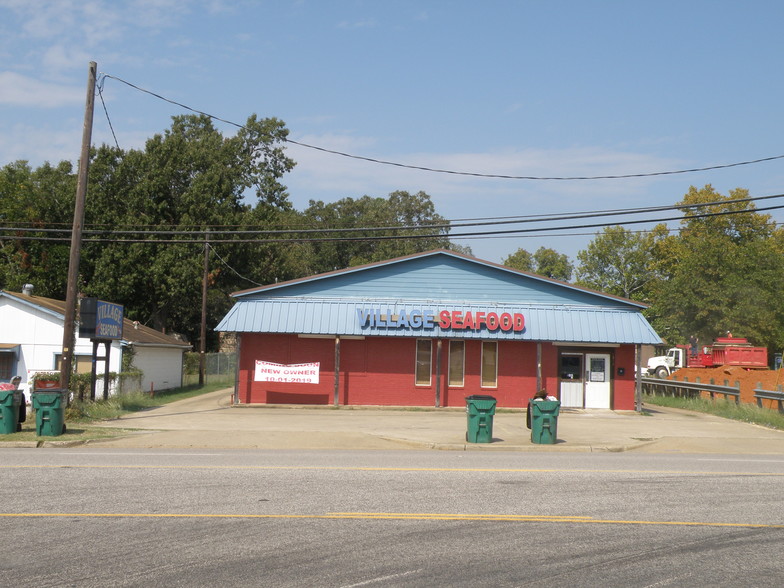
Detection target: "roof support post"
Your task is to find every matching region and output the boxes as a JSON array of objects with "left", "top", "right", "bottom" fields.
[
  {"left": 333, "top": 336, "right": 340, "bottom": 407},
  {"left": 233, "top": 334, "right": 241, "bottom": 405},
  {"left": 435, "top": 339, "right": 442, "bottom": 408},
  {"left": 635, "top": 343, "right": 642, "bottom": 412},
  {"left": 536, "top": 342, "right": 542, "bottom": 393}
]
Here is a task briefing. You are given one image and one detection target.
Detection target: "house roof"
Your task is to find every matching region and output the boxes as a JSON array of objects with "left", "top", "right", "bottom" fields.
[
  {"left": 232, "top": 249, "right": 648, "bottom": 309},
  {"left": 218, "top": 250, "right": 662, "bottom": 345},
  {"left": 0, "top": 290, "right": 191, "bottom": 349}
]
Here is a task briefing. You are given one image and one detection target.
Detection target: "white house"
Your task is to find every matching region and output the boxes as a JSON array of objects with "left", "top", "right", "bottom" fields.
[{"left": 0, "top": 287, "right": 191, "bottom": 396}]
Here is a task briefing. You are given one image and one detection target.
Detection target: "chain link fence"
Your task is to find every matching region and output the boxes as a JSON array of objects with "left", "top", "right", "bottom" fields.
[{"left": 182, "top": 351, "right": 236, "bottom": 386}]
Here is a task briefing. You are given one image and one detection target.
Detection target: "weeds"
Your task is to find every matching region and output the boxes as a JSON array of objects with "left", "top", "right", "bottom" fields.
[
  {"left": 0, "top": 382, "right": 232, "bottom": 443},
  {"left": 643, "top": 394, "right": 784, "bottom": 431},
  {"left": 66, "top": 382, "right": 231, "bottom": 423}
]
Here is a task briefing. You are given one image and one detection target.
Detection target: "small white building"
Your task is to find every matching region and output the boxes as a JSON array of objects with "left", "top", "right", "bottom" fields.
[{"left": 0, "top": 287, "right": 191, "bottom": 395}]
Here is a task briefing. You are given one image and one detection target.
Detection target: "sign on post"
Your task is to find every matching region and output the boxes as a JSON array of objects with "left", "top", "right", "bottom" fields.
[{"left": 79, "top": 297, "right": 124, "bottom": 340}]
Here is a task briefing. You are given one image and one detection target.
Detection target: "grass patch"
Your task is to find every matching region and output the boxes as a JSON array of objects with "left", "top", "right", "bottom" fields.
[
  {"left": 66, "top": 382, "right": 231, "bottom": 422},
  {"left": 0, "top": 383, "right": 231, "bottom": 444},
  {"left": 643, "top": 393, "right": 784, "bottom": 431},
  {"left": 0, "top": 421, "right": 140, "bottom": 444}
]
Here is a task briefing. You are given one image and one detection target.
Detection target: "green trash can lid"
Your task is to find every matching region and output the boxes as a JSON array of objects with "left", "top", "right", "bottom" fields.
[{"left": 466, "top": 395, "right": 496, "bottom": 401}]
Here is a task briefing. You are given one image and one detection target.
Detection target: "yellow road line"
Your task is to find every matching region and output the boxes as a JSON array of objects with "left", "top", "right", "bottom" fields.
[{"left": 1, "top": 512, "right": 782, "bottom": 528}]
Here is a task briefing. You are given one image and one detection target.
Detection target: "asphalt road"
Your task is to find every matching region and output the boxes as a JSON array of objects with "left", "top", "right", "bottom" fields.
[{"left": 2, "top": 449, "right": 783, "bottom": 587}]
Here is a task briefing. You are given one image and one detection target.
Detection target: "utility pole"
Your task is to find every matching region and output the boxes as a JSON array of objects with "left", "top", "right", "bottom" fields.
[
  {"left": 199, "top": 229, "right": 209, "bottom": 386},
  {"left": 61, "top": 61, "right": 96, "bottom": 392}
]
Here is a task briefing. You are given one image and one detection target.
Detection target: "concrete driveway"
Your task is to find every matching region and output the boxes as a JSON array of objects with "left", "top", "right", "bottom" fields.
[{"left": 84, "top": 389, "right": 784, "bottom": 453}]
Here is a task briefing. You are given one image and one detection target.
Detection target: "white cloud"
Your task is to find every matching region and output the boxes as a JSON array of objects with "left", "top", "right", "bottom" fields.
[
  {"left": 13, "top": 1, "right": 78, "bottom": 39},
  {"left": 41, "top": 44, "right": 92, "bottom": 73},
  {"left": 284, "top": 134, "right": 680, "bottom": 204},
  {"left": 0, "top": 71, "right": 84, "bottom": 107},
  {"left": 337, "top": 18, "right": 377, "bottom": 29},
  {"left": 0, "top": 122, "right": 82, "bottom": 165},
  {"left": 280, "top": 133, "right": 689, "bottom": 262}
]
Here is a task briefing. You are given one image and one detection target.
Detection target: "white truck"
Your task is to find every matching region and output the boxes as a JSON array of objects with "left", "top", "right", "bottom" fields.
[
  {"left": 646, "top": 347, "right": 688, "bottom": 379},
  {"left": 646, "top": 338, "right": 767, "bottom": 378}
]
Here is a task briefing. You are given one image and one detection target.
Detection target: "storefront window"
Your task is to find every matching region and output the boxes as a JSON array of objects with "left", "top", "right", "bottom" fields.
[
  {"left": 448, "top": 341, "right": 465, "bottom": 387},
  {"left": 481, "top": 342, "right": 497, "bottom": 388},
  {"left": 560, "top": 354, "right": 582, "bottom": 380},
  {"left": 415, "top": 339, "right": 432, "bottom": 386}
]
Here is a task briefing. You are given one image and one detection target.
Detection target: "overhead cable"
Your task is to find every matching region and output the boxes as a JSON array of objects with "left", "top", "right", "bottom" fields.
[
  {"left": 5, "top": 192, "right": 782, "bottom": 237},
  {"left": 99, "top": 73, "right": 784, "bottom": 182},
  {"left": 3, "top": 203, "right": 781, "bottom": 245}
]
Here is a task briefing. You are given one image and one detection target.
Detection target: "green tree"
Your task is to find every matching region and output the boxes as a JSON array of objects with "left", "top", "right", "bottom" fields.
[
  {"left": 503, "top": 248, "right": 534, "bottom": 272},
  {"left": 80, "top": 114, "right": 295, "bottom": 347},
  {"left": 533, "top": 247, "right": 573, "bottom": 281},
  {"left": 0, "top": 160, "right": 76, "bottom": 297},
  {"left": 503, "top": 247, "right": 572, "bottom": 280},
  {"left": 647, "top": 185, "right": 784, "bottom": 351},
  {"left": 301, "top": 190, "right": 459, "bottom": 274},
  {"left": 575, "top": 225, "right": 664, "bottom": 300}
]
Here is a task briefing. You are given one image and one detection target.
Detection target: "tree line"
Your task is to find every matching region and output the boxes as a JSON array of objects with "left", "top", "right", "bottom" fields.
[
  {"left": 2, "top": 114, "right": 783, "bottom": 357},
  {"left": 504, "top": 185, "right": 784, "bottom": 355}
]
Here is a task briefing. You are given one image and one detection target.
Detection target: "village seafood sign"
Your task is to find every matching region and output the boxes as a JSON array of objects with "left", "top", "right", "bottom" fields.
[
  {"left": 79, "top": 297, "right": 124, "bottom": 340},
  {"left": 356, "top": 308, "right": 525, "bottom": 332}
]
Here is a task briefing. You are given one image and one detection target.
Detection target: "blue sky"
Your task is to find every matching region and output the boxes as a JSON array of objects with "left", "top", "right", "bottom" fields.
[{"left": 2, "top": 0, "right": 784, "bottom": 265}]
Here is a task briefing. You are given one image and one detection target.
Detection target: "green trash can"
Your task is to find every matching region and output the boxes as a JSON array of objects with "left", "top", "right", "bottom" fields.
[
  {"left": 32, "top": 389, "right": 68, "bottom": 437},
  {"left": 0, "top": 389, "right": 22, "bottom": 434},
  {"left": 465, "top": 395, "right": 497, "bottom": 443},
  {"left": 528, "top": 400, "right": 560, "bottom": 444}
]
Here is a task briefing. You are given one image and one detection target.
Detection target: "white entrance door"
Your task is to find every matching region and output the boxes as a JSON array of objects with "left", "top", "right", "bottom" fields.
[
  {"left": 559, "top": 353, "right": 584, "bottom": 408},
  {"left": 584, "top": 353, "right": 611, "bottom": 408}
]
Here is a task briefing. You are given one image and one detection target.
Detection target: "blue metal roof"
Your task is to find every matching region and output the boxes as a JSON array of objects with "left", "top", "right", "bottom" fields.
[
  {"left": 217, "top": 251, "right": 662, "bottom": 345},
  {"left": 233, "top": 250, "right": 646, "bottom": 309},
  {"left": 216, "top": 298, "right": 662, "bottom": 344}
]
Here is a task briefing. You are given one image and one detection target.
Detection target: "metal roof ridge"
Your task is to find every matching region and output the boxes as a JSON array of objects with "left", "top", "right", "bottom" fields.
[
  {"left": 228, "top": 249, "right": 648, "bottom": 309},
  {"left": 231, "top": 297, "right": 640, "bottom": 310}
]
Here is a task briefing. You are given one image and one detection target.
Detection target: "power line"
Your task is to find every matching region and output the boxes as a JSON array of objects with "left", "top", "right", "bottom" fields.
[
  {"left": 96, "top": 75, "right": 120, "bottom": 150},
  {"left": 5, "top": 191, "right": 782, "bottom": 238},
  {"left": 98, "top": 72, "right": 784, "bottom": 182},
  {"left": 3, "top": 202, "right": 781, "bottom": 245},
  {"left": 208, "top": 244, "right": 263, "bottom": 287}
]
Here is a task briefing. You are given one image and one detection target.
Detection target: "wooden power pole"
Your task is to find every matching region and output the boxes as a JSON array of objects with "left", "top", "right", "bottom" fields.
[
  {"left": 199, "top": 229, "right": 209, "bottom": 386},
  {"left": 61, "top": 61, "right": 97, "bottom": 391}
]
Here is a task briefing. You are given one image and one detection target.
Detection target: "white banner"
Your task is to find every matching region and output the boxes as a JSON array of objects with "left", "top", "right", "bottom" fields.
[{"left": 254, "top": 361, "right": 320, "bottom": 384}]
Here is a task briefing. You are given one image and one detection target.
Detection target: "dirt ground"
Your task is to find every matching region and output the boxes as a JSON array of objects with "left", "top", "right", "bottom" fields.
[{"left": 670, "top": 366, "right": 784, "bottom": 409}]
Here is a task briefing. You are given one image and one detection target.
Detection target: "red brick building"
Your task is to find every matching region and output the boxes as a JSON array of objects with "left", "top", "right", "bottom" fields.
[{"left": 217, "top": 250, "right": 661, "bottom": 410}]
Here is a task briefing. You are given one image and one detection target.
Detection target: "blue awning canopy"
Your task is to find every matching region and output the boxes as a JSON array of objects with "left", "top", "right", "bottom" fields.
[{"left": 217, "top": 298, "right": 662, "bottom": 345}]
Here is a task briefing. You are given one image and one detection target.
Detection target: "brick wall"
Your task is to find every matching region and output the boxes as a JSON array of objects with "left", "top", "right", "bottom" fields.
[{"left": 237, "top": 333, "right": 554, "bottom": 407}]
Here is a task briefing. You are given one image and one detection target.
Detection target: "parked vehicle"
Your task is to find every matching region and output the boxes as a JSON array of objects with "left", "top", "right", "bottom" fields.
[{"left": 646, "top": 337, "right": 768, "bottom": 378}]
